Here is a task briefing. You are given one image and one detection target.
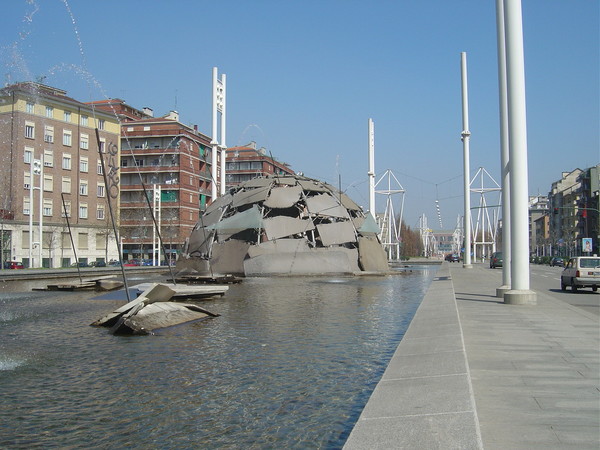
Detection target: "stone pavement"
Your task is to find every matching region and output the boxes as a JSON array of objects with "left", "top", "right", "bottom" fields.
[{"left": 344, "top": 262, "right": 599, "bottom": 449}]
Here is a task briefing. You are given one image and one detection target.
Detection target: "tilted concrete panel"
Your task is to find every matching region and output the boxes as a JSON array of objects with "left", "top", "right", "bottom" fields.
[{"left": 263, "top": 216, "right": 315, "bottom": 241}]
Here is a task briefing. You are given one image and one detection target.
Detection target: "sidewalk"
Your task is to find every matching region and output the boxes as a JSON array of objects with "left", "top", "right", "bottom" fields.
[{"left": 344, "top": 262, "right": 599, "bottom": 449}]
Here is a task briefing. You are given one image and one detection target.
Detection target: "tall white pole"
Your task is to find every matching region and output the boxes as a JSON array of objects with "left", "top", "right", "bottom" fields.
[
  {"left": 152, "top": 184, "right": 157, "bottom": 266},
  {"left": 460, "top": 52, "right": 472, "bottom": 268},
  {"left": 496, "top": 0, "right": 512, "bottom": 296},
  {"left": 39, "top": 161, "right": 43, "bottom": 267},
  {"left": 220, "top": 73, "right": 227, "bottom": 196},
  {"left": 158, "top": 185, "right": 162, "bottom": 265},
  {"left": 503, "top": 0, "right": 536, "bottom": 304},
  {"left": 368, "top": 118, "right": 375, "bottom": 218},
  {"left": 211, "top": 67, "right": 219, "bottom": 200},
  {"left": 29, "top": 157, "right": 34, "bottom": 268}
]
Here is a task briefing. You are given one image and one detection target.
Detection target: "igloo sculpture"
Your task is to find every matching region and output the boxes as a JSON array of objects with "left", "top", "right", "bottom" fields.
[{"left": 177, "top": 174, "right": 389, "bottom": 276}]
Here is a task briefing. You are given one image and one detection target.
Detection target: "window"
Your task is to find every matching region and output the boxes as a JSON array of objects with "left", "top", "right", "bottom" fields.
[
  {"left": 121, "top": 158, "right": 128, "bottom": 167},
  {"left": 61, "top": 200, "right": 71, "bottom": 218},
  {"left": 26, "top": 102, "right": 34, "bottom": 114},
  {"left": 62, "top": 176, "right": 71, "bottom": 193},
  {"left": 79, "top": 180, "right": 88, "bottom": 196},
  {"left": 45, "top": 106, "right": 54, "bottom": 118},
  {"left": 80, "top": 115, "right": 88, "bottom": 127},
  {"left": 80, "top": 156, "right": 88, "bottom": 173},
  {"left": 24, "top": 147, "right": 33, "bottom": 164},
  {"left": 44, "top": 125, "right": 54, "bottom": 143},
  {"left": 43, "top": 175, "right": 53, "bottom": 192},
  {"left": 97, "top": 161, "right": 103, "bottom": 175},
  {"left": 97, "top": 206, "right": 105, "bottom": 220},
  {"left": 43, "top": 199, "right": 53, "bottom": 216},
  {"left": 24, "top": 172, "right": 31, "bottom": 189},
  {"left": 97, "top": 183, "right": 105, "bottom": 197},
  {"left": 98, "top": 119, "right": 105, "bottom": 130},
  {"left": 62, "top": 153, "right": 71, "bottom": 170},
  {"left": 79, "top": 204, "right": 88, "bottom": 220},
  {"left": 64, "top": 110, "right": 71, "bottom": 122},
  {"left": 80, "top": 133, "right": 89, "bottom": 150},
  {"left": 99, "top": 138, "right": 106, "bottom": 153},
  {"left": 78, "top": 231, "right": 88, "bottom": 247},
  {"left": 43, "top": 149, "right": 53, "bottom": 167},
  {"left": 63, "top": 130, "right": 72, "bottom": 146},
  {"left": 23, "top": 199, "right": 31, "bottom": 215},
  {"left": 25, "top": 122, "right": 35, "bottom": 139}
]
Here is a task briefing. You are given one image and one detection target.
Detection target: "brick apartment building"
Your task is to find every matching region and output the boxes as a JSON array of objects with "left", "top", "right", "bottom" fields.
[
  {"left": 90, "top": 99, "right": 213, "bottom": 262},
  {"left": 225, "top": 141, "right": 295, "bottom": 187},
  {"left": 0, "top": 82, "right": 121, "bottom": 268}
]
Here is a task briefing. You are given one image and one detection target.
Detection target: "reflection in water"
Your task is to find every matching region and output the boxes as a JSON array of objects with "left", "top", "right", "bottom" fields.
[{"left": 0, "top": 267, "right": 436, "bottom": 448}]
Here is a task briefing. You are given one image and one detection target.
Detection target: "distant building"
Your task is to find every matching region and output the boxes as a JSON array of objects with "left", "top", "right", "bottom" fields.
[
  {"left": 225, "top": 142, "right": 294, "bottom": 188},
  {"left": 548, "top": 166, "right": 599, "bottom": 257},
  {"left": 0, "top": 82, "right": 121, "bottom": 268},
  {"left": 90, "top": 99, "right": 213, "bottom": 262},
  {"left": 528, "top": 195, "right": 548, "bottom": 256}
]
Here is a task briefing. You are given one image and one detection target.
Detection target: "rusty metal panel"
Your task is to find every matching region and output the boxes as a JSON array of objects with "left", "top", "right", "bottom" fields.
[
  {"left": 263, "top": 216, "right": 315, "bottom": 241},
  {"left": 264, "top": 185, "right": 303, "bottom": 208},
  {"left": 316, "top": 221, "right": 355, "bottom": 246}
]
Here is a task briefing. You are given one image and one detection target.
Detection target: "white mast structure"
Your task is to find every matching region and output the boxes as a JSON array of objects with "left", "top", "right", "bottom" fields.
[
  {"left": 460, "top": 52, "right": 473, "bottom": 268},
  {"left": 419, "top": 214, "right": 437, "bottom": 257},
  {"left": 375, "top": 170, "right": 405, "bottom": 260},
  {"left": 470, "top": 167, "right": 501, "bottom": 262},
  {"left": 211, "top": 67, "right": 226, "bottom": 198},
  {"left": 368, "top": 118, "right": 376, "bottom": 219},
  {"left": 452, "top": 215, "right": 463, "bottom": 255}
]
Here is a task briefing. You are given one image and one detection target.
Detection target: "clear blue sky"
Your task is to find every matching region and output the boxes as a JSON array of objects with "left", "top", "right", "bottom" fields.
[{"left": 2, "top": 0, "right": 598, "bottom": 229}]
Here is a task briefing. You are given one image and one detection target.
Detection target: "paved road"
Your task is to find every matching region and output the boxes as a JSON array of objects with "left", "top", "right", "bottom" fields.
[{"left": 527, "top": 263, "right": 599, "bottom": 316}]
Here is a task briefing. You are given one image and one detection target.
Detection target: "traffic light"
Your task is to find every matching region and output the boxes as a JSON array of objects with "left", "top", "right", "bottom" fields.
[
  {"left": 32, "top": 159, "right": 42, "bottom": 175},
  {"left": 553, "top": 207, "right": 559, "bottom": 215}
]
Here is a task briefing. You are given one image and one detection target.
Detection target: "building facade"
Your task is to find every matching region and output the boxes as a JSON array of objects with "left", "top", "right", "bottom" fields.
[
  {"left": 548, "top": 166, "right": 599, "bottom": 257},
  {"left": 225, "top": 142, "right": 294, "bottom": 187},
  {"left": 91, "top": 100, "right": 213, "bottom": 263},
  {"left": 528, "top": 195, "right": 549, "bottom": 256},
  {"left": 0, "top": 82, "right": 121, "bottom": 268}
]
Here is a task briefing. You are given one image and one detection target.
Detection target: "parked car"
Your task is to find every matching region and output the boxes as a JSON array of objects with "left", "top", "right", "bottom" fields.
[
  {"left": 123, "top": 259, "right": 141, "bottom": 266},
  {"left": 445, "top": 253, "right": 460, "bottom": 262},
  {"left": 70, "top": 262, "right": 90, "bottom": 268},
  {"left": 561, "top": 256, "right": 600, "bottom": 292},
  {"left": 89, "top": 261, "right": 106, "bottom": 267},
  {"left": 3, "top": 261, "right": 24, "bottom": 269},
  {"left": 550, "top": 257, "right": 565, "bottom": 267},
  {"left": 108, "top": 260, "right": 121, "bottom": 267},
  {"left": 490, "top": 252, "right": 503, "bottom": 269}
]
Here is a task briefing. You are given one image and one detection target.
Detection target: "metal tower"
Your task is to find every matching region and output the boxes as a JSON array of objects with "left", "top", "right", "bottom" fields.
[
  {"left": 470, "top": 167, "right": 501, "bottom": 262},
  {"left": 375, "top": 169, "right": 405, "bottom": 260}
]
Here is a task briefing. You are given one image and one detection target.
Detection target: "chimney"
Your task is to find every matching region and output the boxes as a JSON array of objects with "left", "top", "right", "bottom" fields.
[
  {"left": 165, "top": 110, "right": 179, "bottom": 121},
  {"left": 142, "top": 107, "right": 154, "bottom": 117}
]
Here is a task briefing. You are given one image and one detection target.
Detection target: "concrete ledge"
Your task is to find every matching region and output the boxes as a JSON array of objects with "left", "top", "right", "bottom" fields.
[
  {"left": 503, "top": 289, "right": 537, "bottom": 305},
  {"left": 344, "top": 263, "right": 482, "bottom": 449}
]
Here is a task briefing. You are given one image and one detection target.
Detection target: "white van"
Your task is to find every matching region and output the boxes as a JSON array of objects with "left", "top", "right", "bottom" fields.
[{"left": 561, "top": 257, "right": 600, "bottom": 292}]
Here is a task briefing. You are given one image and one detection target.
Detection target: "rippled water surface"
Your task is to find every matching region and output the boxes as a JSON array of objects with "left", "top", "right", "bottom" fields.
[{"left": 0, "top": 266, "right": 437, "bottom": 449}]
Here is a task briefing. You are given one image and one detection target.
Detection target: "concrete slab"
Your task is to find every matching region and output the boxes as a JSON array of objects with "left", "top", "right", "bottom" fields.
[{"left": 343, "top": 262, "right": 599, "bottom": 449}]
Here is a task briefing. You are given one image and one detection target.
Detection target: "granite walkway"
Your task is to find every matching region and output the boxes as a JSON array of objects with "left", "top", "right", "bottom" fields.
[{"left": 344, "top": 262, "right": 599, "bottom": 449}]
